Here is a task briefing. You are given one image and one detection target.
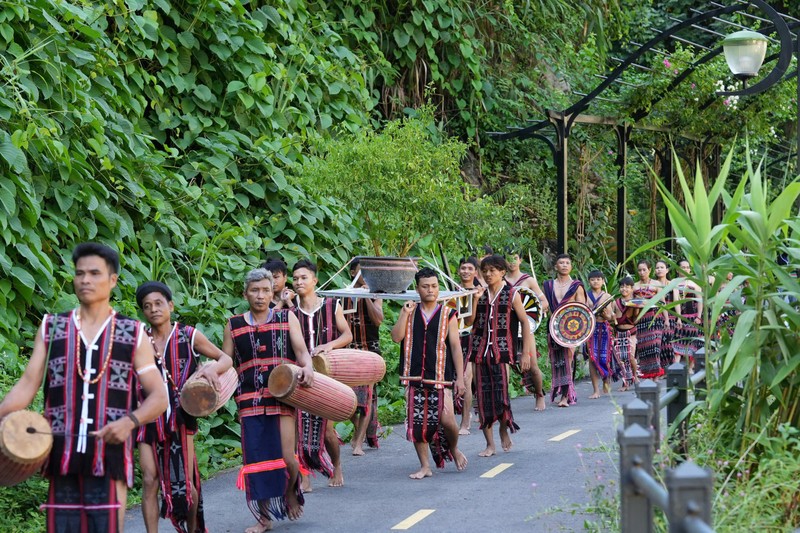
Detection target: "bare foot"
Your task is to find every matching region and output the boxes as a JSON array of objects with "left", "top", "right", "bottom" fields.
[
  {"left": 558, "top": 397, "right": 569, "bottom": 408},
  {"left": 458, "top": 427, "right": 470, "bottom": 435},
  {"left": 328, "top": 465, "right": 344, "bottom": 487},
  {"left": 301, "top": 476, "right": 312, "bottom": 493},
  {"left": 478, "top": 447, "right": 496, "bottom": 457},
  {"left": 603, "top": 382, "right": 611, "bottom": 394},
  {"left": 618, "top": 385, "right": 628, "bottom": 392},
  {"left": 245, "top": 519, "right": 273, "bottom": 533},
  {"left": 454, "top": 450, "right": 468, "bottom": 471},
  {"left": 588, "top": 392, "right": 600, "bottom": 399},
  {"left": 409, "top": 467, "right": 432, "bottom": 479},
  {"left": 500, "top": 430, "right": 513, "bottom": 452},
  {"left": 535, "top": 396, "right": 546, "bottom": 411},
  {"left": 286, "top": 489, "right": 304, "bottom": 521},
  {"left": 352, "top": 445, "right": 365, "bottom": 456}
]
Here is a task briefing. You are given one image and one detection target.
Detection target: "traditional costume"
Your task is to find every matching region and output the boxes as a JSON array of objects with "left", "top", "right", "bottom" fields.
[
  {"left": 542, "top": 279, "right": 584, "bottom": 404},
  {"left": 507, "top": 275, "right": 538, "bottom": 395},
  {"left": 40, "top": 310, "right": 143, "bottom": 533},
  {"left": 342, "top": 297, "right": 382, "bottom": 448},
  {"left": 633, "top": 285, "right": 665, "bottom": 379},
  {"left": 293, "top": 298, "right": 338, "bottom": 477},
  {"left": 400, "top": 304, "right": 457, "bottom": 468},
  {"left": 586, "top": 292, "right": 613, "bottom": 381},
  {"left": 659, "top": 289, "right": 675, "bottom": 371},
  {"left": 468, "top": 285, "right": 520, "bottom": 431},
  {"left": 229, "top": 310, "right": 303, "bottom": 523},
  {"left": 673, "top": 285, "right": 702, "bottom": 361},
  {"left": 137, "top": 323, "right": 206, "bottom": 533},
  {"left": 612, "top": 300, "right": 638, "bottom": 385}
]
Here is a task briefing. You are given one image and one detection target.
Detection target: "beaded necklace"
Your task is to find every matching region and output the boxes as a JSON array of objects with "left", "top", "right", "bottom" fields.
[
  {"left": 147, "top": 327, "right": 179, "bottom": 393},
  {"left": 75, "top": 307, "right": 116, "bottom": 384}
]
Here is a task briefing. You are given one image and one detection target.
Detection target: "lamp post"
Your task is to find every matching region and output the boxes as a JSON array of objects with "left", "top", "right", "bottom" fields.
[{"left": 717, "top": 1, "right": 798, "bottom": 169}]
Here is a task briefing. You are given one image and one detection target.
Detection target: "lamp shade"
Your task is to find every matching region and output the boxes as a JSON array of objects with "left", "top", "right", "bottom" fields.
[{"left": 722, "top": 30, "right": 768, "bottom": 79}]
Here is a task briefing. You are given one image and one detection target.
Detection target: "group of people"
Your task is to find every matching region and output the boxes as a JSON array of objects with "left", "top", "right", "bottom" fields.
[{"left": 0, "top": 242, "right": 709, "bottom": 533}]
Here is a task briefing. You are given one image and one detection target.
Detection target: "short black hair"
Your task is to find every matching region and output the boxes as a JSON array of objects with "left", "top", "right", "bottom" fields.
[
  {"left": 481, "top": 254, "right": 508, "bottom": 272},
  {"left": 459, "top": 256, "right": 479, "bottom": 269},
  {"left": 588, "top": 270, "right": 604, "bottom": 280},
  {"left": 620, "top": 276, "right": 635, "bottom": 287},
  {"left": 292, "top": 259, "right": 317, "bottom": 274},
  {"left": 415, "top": 267, "right": 439, "bottom": 283},
  {"left": 349, "top": 257, "right": 361, "bottom": 272},
  {"left": 261, "top": 257, "right": 287, "bottom": 276},
  {"left": 72, "top": 242, "right": 120, "bottom": 274},
  {"left": 136, "top": 281, "right": 172, "bottom": 308},
  {"left": 482, "top": 244, "right": 494, "bottom": 255},
  {"left": 555, "top": 253, "right": 571, "bottom": 262}
]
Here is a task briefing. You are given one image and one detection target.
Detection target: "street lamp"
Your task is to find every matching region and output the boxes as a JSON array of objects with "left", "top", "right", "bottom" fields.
[{"left": 721, "top": 30, "right": 768, "bottom": 81}]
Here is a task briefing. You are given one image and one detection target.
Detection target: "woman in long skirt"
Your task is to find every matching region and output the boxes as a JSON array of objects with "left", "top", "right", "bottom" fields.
[{"left": 633, "top": 260, "right": 666, "bottom": 380}]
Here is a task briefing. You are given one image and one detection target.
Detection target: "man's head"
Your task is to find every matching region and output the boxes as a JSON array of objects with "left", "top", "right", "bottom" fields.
[
  {"left": 262, "top": 257, "right": 288, "bottom": 293},
  {"left": 506, "top": 251, "right": 522, "bottom": 273},
  {"left": 292, "top": 259, "right": 318, "bottom": 297},
  {"left": 637, "top": 259, "right": 651, "bottom": 280},
  {"left": 458, "top": 256, "right": 478, "bottom": 285},
  {"left": 480, "top": 254, "right": 508, "bottom": 286},
  {"left": 243, "top": 268, "right": 273, "bottom": 312},
  {"left": 136, "top": 281, "right": 173, "bottom": 327},
  {"left": 72, "top": 242, "right": 120, "bottom": 304},
  {"left": 619, "top": 276, "right": 634, "bottom": 297},
  {"left": 588, "top": 270, "right": 605, "bottom": 290},
  {"left": 554, "top": 253, "right": 572, "bottom": 276},
  {"left": 415, "top": 267, "right": 440, "bottom": 303},
  {"left": 349, "top": 258, "right": 366, "bottom": 288}
]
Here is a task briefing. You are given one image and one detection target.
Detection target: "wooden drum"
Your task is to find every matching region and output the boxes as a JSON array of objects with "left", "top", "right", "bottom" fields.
[
  {"left": 312, "top": 349, "right": 386, "bottom": 387},
  {"left": 0, "top": 410, "right": 52, "bottom": 486},
  {"left": 268, "top": 364, "right": 357, "bottom": 422},
  {"left": 180, "top": 363, "right": 239, "bottom": 418}
]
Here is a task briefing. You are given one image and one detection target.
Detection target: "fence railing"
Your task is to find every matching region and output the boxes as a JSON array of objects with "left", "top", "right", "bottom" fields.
[{"left": 618, "top": 347, "right": 716, "bottom": 533}]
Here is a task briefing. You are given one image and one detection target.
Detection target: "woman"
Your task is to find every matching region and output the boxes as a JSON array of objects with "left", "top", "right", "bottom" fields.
[
  {"left": 633, "top": 260, "right": 666, "bottom": 380},
  {"left": 673, "top": 259, "right": 703, "bottom": 369},
  {"left": 654, "top": 260, "right": 678, "bottom": 371}
]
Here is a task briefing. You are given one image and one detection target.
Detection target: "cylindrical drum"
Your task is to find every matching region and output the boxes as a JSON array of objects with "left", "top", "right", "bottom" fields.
[
  {"left": 0, "top": 410, "right": 53, "bottom": 486},
  {"left": 312, "top": 349, "right": 386, "bottom": 386},
  {"left": 268, "top": 364, "right": 357, "bottom": 422},
  {"left": 180, "top": 363, "right": 239, "bottom": 418}
]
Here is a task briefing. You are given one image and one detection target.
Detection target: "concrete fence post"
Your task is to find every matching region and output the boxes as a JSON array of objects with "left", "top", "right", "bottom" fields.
[
  {"left": 666, "top": 461, "right": 713, "bottom": 533},
  {"left": 619, "top": 423, "right": 655, "bottom": 533}
]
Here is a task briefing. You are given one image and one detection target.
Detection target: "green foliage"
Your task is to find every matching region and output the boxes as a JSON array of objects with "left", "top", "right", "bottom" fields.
[{"left": 300, "top": 107, "right": 516, "bottom": 256}]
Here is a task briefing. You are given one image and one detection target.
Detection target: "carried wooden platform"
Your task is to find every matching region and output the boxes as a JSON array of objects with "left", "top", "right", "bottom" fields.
[{"left": 318, "top": 286, "right": 476, "bottom": 302}]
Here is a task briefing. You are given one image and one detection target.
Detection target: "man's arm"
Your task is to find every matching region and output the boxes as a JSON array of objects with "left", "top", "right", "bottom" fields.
[
  {"left": 288, "top": 313, "right": 314, "bottom": 386},
  {"left": 94, "top": 332, "right": 167, "bottom": 444},
  {"left": 313, "top": 302, "right": 353, "bottom": 355},
  {"left": 512, "top": 292, "right": 535, "bottom": 371},
  {"left": 391, "top": 301, "right": 416, "bottom": 342},
  {"left": 523, "top": 277, "right": 549, "bottom": 312},
  {"left": 192, "top": 329, "right": 234, "bottom": 390},
  {"left": 446, "top": 314, "right": 464, "bottom": 398},
  {"left": 463, "top": 287, "right": 485, "bottom": 327},
  {"left": 0, "top": 322, "right": 47, "bottom": 420},
  {"left": 364, "top": 298, "right": 384, "bottom": 326}
]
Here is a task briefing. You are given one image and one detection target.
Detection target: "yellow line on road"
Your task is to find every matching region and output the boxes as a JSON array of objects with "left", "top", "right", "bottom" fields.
[
  {"left": 391, "top": 509, "right": 435, "bottom": 530},
  {"left": 549, "top": 429, "right": 581, "bottom": 442},
  {"left": 480, "top": 462, "right": 513, "bottom": 478}
]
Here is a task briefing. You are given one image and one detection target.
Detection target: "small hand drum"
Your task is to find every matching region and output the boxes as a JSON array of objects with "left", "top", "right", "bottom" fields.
[
  {"left": 549, "top": 301, "right": 596, "bottom": 348},
  {"left": 517, "top": 286, "right": 544, "bottom": 334}
]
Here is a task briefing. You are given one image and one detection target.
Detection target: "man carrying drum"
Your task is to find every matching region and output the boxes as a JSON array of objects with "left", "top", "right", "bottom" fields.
[
  {"left": 134, "top": 281, "right": 233, "bottom": 533},
  {"left": 0, "top": 242, "right": 168, "bottom": 533},
  {"left": 221, "top": 268, "right": 314, "bottom": 533},
  {"left": 291, "top": 259, "right": 352, "bottom": 490},
  {"left": 504, "top": 250, "right": 547, "bottom": 412},
  {"left": 542, "top": 253, "right": 588, "bottom": 408},
  {"left": 391, "top": 267, "right": 468, "bottom": 478}
]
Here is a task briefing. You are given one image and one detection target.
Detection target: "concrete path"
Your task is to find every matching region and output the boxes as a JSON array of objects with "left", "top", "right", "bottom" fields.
[{"left": 124, "top": 379, "right": 636, "bottom": 532}]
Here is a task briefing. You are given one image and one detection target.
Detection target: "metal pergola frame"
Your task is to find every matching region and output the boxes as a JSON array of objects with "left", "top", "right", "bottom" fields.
[{"left": 489, "top": 0, "right": 798, "bottom": 265}]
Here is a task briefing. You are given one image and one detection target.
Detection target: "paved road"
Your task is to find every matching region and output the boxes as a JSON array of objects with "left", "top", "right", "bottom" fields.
[{"left": 125, "top": 379, "right": 637, "bottom": 532}]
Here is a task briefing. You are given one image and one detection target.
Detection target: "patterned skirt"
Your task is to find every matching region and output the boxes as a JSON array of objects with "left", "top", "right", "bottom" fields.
[
  {"left": 673, "top": 314, "right": 703, "bottom": 359},
  {"left": 587, "top": 321, "right": 613, "bottom": 380},
  {"left": 612, "top": 329, "right": 636, "bottom": 384},
  {"left": 636, "top": 312, "right": 664, "bottom": 379},
  {"left": 405, "top": 386, "right": 453, "bottom": 468},
  {"left": 474, "top": 361, "right": 519, "bottom": 430}
]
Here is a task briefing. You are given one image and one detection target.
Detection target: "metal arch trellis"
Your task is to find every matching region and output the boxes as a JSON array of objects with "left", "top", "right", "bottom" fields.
[{"left": 489, "top": 0, "right": 798, "bottom": 265}]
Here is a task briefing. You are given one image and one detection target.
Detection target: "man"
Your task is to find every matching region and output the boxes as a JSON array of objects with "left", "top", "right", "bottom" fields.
[
  {"left": 466, "top": 255, "right": 535, "bottom": 457},
  {"left": 585, "top": 271, "right": 614, "bottom": 399},
  {"left": 504, "top": 250, "right": 547, "bottom": 411},
  {"left": 221, "top": 268, "right": 314, "bottom": 533},
  {"left": 292, "top": 259, "right": 352, "bottom": 489},
  {"left": 261, "top": 258, "right": 294, "bottom": 309},
  {"left": 135, "top": 281, "right": 233, "bottom": 533},
  {"left": 0, "top": 242, "right": 168, "bottom": 533},
  {"left": 391, "top": 268, "right": 467, "bottom": 478},
  {"left": 542, "top": 253, "right": 587, "bottom": 407},
  {"left": 342, "top": 258, "right": 384, "bottom": 456},
  {"left": 455, "top": 256, "right": 479, "bottom": 434}
]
